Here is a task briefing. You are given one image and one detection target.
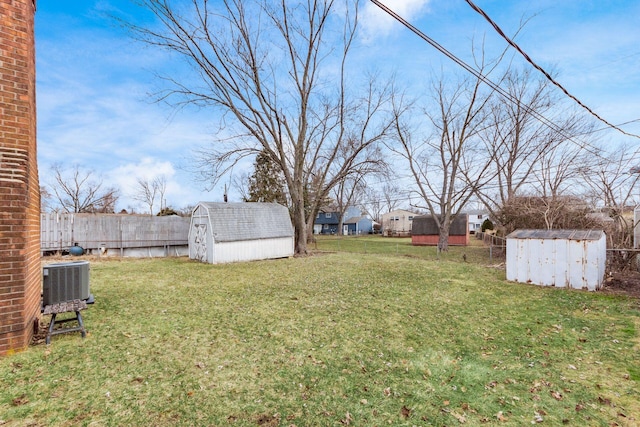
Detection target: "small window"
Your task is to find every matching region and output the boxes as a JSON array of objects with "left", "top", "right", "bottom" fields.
[
  {"left": 325, "top": 213, "right": 331, "bottom": 218},
  {"left": 317, "top": 213, "right": 320, "bottom": 219},
  {"left": 323, "top": 224, "right": 328, "bottom": 229},
  {"left": 408, "top": 216, "right": 414, "bottom": 221},
  {"left": 478, "top": 214, "right": 483, "bottom": 219}
]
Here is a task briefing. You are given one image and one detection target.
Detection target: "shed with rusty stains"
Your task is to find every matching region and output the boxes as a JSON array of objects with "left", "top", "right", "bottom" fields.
[
  {"left": 506, "top": 229, "right": 606, "bottom": 291},
  {"left": 189, "top": 202, "right": 294, "bottom": 264}
]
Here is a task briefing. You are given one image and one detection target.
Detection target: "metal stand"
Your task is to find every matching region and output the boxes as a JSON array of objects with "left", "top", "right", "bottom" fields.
[
  {"left": 45, "top": 311, "right": 86, "bottom": 344},
  {"left": 42, "top": 298, "right": 91, "bottom": 345}
]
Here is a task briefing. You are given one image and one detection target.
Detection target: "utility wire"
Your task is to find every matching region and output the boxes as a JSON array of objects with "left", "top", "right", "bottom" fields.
[
  {"left": 463, "top": 0, "right": 640, "bottom": 139},
  {"left": 365, "top": 1, "right": 640, "bottom": 209},
  {"left": 368, "top": 0, "right": 606, "bottom": 161}
]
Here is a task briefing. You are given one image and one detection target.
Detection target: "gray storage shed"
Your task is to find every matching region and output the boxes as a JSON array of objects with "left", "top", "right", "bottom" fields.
[
  {"left": 506, "top": 229, "right": 606, "bottom": 291},
  {"left": 189, "top": 202, "right": 294, "bottom": 264}
]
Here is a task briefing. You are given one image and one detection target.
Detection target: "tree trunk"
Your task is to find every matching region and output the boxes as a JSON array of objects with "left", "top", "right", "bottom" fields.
[
  {"left": 438, "top": 217, "right": 451, "bottom": 252},
  {"left": 292, "top": 196, "right": 308, "bottom": 255},
  {"left": 437, "top": 230, "right": 449, "bottom": 253}
]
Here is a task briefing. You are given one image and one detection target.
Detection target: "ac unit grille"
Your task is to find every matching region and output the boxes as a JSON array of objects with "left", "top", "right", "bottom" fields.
[{"left": 42, "top": 261, "right": 90, "bottom": 306}]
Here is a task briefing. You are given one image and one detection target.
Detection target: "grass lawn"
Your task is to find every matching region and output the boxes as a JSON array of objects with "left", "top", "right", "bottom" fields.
[
  {"left": 1, "top": 250, "right": 639, "bottom": 426},
  {"left": 311, "top": 234, "right": 503, "bottom": 263}
]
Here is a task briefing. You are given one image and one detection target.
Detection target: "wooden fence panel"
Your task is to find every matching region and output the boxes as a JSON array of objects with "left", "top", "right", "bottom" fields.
[{"left": 41, "top": 213, "right": 189, "bottom": 253}]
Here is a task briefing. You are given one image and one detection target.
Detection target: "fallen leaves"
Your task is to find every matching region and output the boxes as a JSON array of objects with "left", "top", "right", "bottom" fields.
[
  {"left": 256, "top": 413, "right": 280, "bottom": 426},
  {"left": 550, "top": 390, "right": 563, "bottom": 401},
  {"left": 598, "top": 396, "right": 614, "bottom": 407},
  {"left": 485, "top": 380, "right": 498, "bottom": 390},
  {"left": 340, "top": 412, "right": 353, "bottom": 425},
  {"left": 401, "top": 405, "right": 411, "bottom": 419},
  {"left": 11, "top": 394, "right": 29, "bottom": 406},
  {"left": 451, "top": 411, "right": 466, "bottom": 423}
]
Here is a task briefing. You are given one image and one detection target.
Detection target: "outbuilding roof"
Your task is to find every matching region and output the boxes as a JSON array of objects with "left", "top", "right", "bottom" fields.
[
  {"left": 507, "top": 229, "right": 604, "bottom": 241},
  {"left": 412, "top": 214, "right": 468, "bottom": 236},
  {"left": 194, "top": 202, "right": 293, "bottom": 243}
]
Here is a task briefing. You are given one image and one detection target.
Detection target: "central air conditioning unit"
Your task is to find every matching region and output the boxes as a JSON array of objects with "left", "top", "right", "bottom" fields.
[{"left": 42, "top": 261, "right": 90, "bottom": 306}]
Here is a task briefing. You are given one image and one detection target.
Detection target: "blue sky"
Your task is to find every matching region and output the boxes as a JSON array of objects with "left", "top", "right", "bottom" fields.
[{"left": 35, "top": 0, "right": 640, "bottom": 212}]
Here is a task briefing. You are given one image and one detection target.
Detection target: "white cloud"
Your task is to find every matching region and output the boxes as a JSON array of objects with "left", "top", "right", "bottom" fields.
[
  {"left": 360, "top": 0, "right": 431, "bottom": 42},
  {"left": 109, "top": 158, "right": 175, "bottom": 211}
]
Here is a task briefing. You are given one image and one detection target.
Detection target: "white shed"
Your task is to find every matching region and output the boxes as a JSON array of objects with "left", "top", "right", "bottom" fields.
[
  {"left": 506, "top": 229, "right": 606, "bottom": 291},
  {"left": 189, "top": 202, "right": 294, "bottom": 264}
]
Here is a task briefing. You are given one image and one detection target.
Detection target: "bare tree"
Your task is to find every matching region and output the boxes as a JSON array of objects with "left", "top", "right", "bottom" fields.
[
  {"left": 360, "top": 184, "right": 384, "bottom": 224},
  {"left": 93, "top": 191, "right": 119, "bottom": 214},
  {"left": 40, "top": 185, "right": 53, "bottom": 213},
  {"left": 133, "top": 176, "right": 166, "bottom": 215},
  {"left": 492, "top": 139, "right": 595, "bottom": 232},
  {"left": 579, "top": 143, "right": 640, "bottom": 248},
  {"left": 178, "top": 204, "right": 196, "bottom": 217},
  {"left": 496, "top": 194, "right": 601, "bottom": 233},
  {"left": 475, "top": 67, "right": 593, "bottom": 219},
  {"left": 535, "top": 140, "right": 588, "bottom": 201},
  {"left": 232, "top": 172, "right": 251, "bottom": 203},
  {"left": 126, "top": 0, "right": 396, "bottom": 254},
  {"left": 331, "top": 173, "right": 366, "bottom": 235},
  {"left": 382, "top": 183, "right": 403, "bottom": 214},
  {"left": 390, "top": 71, "right": 494, "bottom": 251},
  {"left": 48, "top": 164, "right": 119, "bottom": 213},
  {"left": 156, "top": 176, "right": 167, "bottom": 211}
]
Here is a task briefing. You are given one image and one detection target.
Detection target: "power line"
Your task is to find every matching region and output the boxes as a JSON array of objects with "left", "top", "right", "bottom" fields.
[
  {"left": 368, "top": 0, "right": 619, "bottom": 164},
  {"left": 463, "top": 0, "right": 640, "bottom": 139},
  {"left": 364, "top": 1, "right": 640, "bottom": 209}
]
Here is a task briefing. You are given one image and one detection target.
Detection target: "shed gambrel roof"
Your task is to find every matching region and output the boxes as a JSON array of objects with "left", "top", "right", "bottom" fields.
[{"left": 194, "top": 202, "right": 293, "bottom": 243}]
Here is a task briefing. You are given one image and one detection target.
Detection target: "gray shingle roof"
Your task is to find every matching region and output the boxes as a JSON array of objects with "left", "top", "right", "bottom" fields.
[
  {"left": 507, "top": 229, "right": 604, "bottom": 241},
  {"left": 196, "top": 202, "right": 293, "bottom": 242}
]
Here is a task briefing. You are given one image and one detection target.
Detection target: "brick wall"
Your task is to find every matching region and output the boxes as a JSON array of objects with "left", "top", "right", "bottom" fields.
[{"left": 0, "top": 0, "right": 40, "bottom": 356}]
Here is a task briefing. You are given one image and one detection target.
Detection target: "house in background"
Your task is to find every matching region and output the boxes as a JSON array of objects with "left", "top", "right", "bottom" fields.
[
  {"left": 314, "top": 211, "right": 340, "bottom": 234},
  {"left": 313, "top": 206, "right": 362, "bottom": 235},
  {"left": 381, "top": 209, "right": 417, "bottom": 236},
  {"left": 466, "top": 209, "right": 490, "bottom": 234},
  {"left": 344, "top": 214, "right": 375, "bottom": 235}
]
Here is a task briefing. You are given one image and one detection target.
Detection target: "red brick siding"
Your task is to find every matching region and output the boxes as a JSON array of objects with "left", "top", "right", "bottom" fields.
[
  {"left": 0, "top": 0, "right": 39, "bottom": 356},
  {"left": 411, "top": 234, "right": 469, "bottom": 246}
]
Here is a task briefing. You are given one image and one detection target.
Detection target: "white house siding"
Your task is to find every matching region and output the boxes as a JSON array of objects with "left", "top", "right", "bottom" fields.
[
  {"left": 381, "top": 209, "right": 416, "bottom": 235},
  {"left": 465, "top": 210, "right": 488, "bottom": 233},
  {"left": 506, "top": 229, "right": 606, "bottom": 291}
]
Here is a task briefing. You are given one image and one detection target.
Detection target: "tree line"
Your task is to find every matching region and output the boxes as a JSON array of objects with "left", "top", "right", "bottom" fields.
[
  {"left": 41, "top": 164, "right": 189, "bottom": 217},
  {"left": 65, "top": 0, "right": 636, "bottom": 254}
]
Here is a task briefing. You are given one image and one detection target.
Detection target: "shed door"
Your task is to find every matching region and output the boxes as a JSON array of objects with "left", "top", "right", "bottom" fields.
[
  {"left": 193, "top": 223, "right": 207, "bottom": 262},
  {"left": 343, "top": 225, "right": 349, "bottom": 235}
]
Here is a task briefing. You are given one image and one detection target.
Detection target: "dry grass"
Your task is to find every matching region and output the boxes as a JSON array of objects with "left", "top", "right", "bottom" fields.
[{"left": 1, "top": 253, "right": 638, "bottom": 426}]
